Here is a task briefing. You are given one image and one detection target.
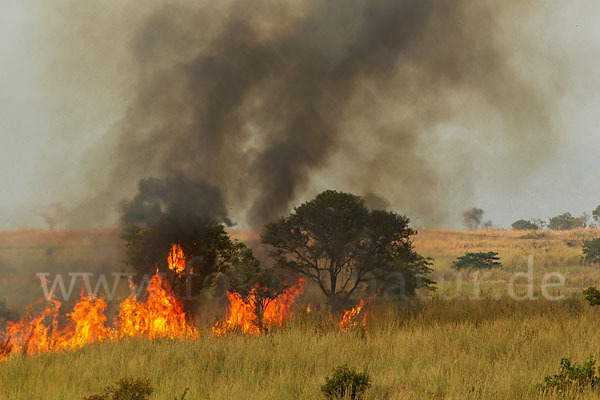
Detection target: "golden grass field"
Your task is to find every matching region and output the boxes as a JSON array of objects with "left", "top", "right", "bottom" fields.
[{"left": 1, "top": 228, "right": 600, "bottom": 399}]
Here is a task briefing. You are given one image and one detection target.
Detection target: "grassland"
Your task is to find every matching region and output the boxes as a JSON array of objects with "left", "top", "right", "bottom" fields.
[{"left": 0, "top": 228, "right": 600, "bottom": 399}]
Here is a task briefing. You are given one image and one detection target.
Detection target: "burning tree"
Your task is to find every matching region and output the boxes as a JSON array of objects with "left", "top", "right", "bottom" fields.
[
  {"left": 226, "top": 261, "right": 292, "bottom": 334},
  {"left": 120, "top": 176, "right": 259, "bottom": 310},
  {"left": 261, "top": 190, "right": 434, "bottom": 311}
]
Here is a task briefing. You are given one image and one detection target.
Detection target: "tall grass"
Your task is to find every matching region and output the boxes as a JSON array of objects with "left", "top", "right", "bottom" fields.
[{"left": 1, "top": 299, "right": 600, "bottom": 399}]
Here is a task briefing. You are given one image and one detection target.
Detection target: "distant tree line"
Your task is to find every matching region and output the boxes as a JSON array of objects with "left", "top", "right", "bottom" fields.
[{"left": 511, "top": 206, "right": 600, "bottom": 231}]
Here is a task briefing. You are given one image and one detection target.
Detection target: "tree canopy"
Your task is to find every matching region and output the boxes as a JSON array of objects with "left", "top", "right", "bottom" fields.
[
  {"left": 548, "top": 212, "right": 583, "bottom": 231},
  {"left": 511, "top": 219, "right": 540, "bottom": 230},
  {"left": 261, "top": 190, "right": 434, "bottom": 309}
]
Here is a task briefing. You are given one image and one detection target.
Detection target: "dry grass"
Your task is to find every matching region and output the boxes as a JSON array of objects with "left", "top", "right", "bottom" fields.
[
  {"left": 0, "top": 299, "right": 599, "bottom": 399},
  {"left": 413, "top": 228, "right": 600, "bottom": 271},
  {"left": 1, "top": 228, "right": 600, "bottom": 399}
]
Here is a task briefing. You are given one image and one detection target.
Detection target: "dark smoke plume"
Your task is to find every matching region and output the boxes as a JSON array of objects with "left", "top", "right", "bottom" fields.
[
  {"left": 120, "top": 174, "right": 232, "bottom": 227},
  {"left": 53, "top": 0, "right": 560, "bottom": 227}
]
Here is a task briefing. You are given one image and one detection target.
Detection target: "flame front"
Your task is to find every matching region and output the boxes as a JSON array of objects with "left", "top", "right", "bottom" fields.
[
  {"left": 212, "top": 278, "right": 305, "bottom": 336},
  {"left": 115, "top": 273, "right": 196, "bottom": 340},
  {"left": 1, "top": 293, "right": 109, "bottom": 358},
  {"left": 0, "top": 245, "right": 196, "bottom": 361},
  {"left": 0, "top": 243, "right": 370, "bottom": 363},
  {"left": 337, "top": 299, "right": 367, "bottom": 331}
]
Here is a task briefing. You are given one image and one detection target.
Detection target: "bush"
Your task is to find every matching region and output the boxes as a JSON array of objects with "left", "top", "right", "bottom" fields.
[
  {"left": 511, "top": 219, "right": 539, "bottom": 230},
  {"left": 321, "top": 365, "right": 371, "bottom": 400},
  {"left": 538, "top": 356, "right": 599, "bottom": 395},
  {"left": 583, "top": 287, "right": 600, "bottom": 306},
  {"left": 452, "top": 252, "right": 501, "bottom": 270},
  {"left": 583, "top": 238, "right": 600, "bottom": 263},
  {"left": 83, "top": 377, "right": 153, "bottom": 400}
]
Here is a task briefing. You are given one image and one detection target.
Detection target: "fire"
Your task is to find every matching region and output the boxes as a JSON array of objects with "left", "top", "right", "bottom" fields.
[
  {"left": 337, "top": 299, "right": 367, "bottom": 331},
  {"left": 60, "top": 290, "right": 110, "bottom": 349},
  {"left": 167, "top": 244, "right": 186, "bottom": 277},
  {"left": 0, "top": 240, "right": 373, "bottom": 363},
  {"left": 2, "top": 292, "right": 109, "bottom": 358},
  {"left": 114, "top": 272, "right": 196, "bottom": 340},
  {"left": 0, "top": 245, "right": 196, "bottom": 361},
  {"left": 212, "top": 278, "right": 305, "bottom": 336}
]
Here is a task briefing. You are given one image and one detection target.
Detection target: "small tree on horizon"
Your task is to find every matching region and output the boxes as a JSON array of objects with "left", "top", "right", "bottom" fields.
[
  {"left": 548, "top": 212, "right": 583, "bottom": 231},
  {"left": 511, "top": 219, "right": 540, "bottom": 230},
  {"left": 261, "top": 190, "right": 434, "bottom": 311}
]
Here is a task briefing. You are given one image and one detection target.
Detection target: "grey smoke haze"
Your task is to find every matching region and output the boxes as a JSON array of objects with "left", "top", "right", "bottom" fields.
[{"left": 5, "top": 0, "right": 577, "bottom": 228}]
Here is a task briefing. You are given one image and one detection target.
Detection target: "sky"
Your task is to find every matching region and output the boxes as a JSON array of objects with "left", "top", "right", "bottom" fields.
[{"left": 1, "top": 0, "right": 599, "bottom": 230}]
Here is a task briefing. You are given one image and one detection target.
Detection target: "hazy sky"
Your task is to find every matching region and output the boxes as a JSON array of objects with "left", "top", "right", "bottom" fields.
[{"left": 1, "top": 1, "right": 599, "bottom": 229}]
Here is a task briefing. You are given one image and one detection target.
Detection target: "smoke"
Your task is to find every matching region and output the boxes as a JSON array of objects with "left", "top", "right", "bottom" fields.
[
  {"left": 120, "top": 174, "right": 232, "bottom": 227},
  {"left": 41, "top": 0, "right": 561, "bottom": 227}
]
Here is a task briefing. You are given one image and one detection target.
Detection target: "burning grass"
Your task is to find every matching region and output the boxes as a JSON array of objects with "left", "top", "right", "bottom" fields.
[
  {"left": 212, "top": 278, "right": 306, "bottom": 336},
  {"left": 1, "top": 298, "right": 600, "bottom": 399},
  {"left": 0, "top": 245, "right": 198, "bottom": 360}
]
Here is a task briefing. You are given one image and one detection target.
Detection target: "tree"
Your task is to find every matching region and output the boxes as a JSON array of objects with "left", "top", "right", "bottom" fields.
[
  {"left": 120, "top": 176, "right": 257, "bottom": 310},
  {"left": 548, "top": 212, "right": 583, "bottom": 231},
  {"left": 462, "top": 208, "right": 484, "bottom": 230},
  {"left": 227, "top": 260, "right": 289, "bottom": 333},
  {"left": 511, "top": 219, "right": 540, "bottom": 230},
  {"left": 593, "top": 206, "right": 600, "bottom": 225},
  {"left": 579, "top": 212, "right": 591, "bottom": 228},
  {"left": 121, "top": 221, "right": 257, "bottom": 307},
  {"left": 261, "top": 190, "right": 434, "bottom": 310},
  {"left": 583, "top": 238, "right": 600, "bottom": 264}
]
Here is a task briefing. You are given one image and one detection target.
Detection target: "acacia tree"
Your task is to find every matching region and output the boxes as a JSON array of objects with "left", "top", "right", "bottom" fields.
[{"left": 261, "top": 190, "right": 434, "bottom": 309}]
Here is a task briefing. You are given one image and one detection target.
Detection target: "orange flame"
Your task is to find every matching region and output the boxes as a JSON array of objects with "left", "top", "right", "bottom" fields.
[
  {"left": 337, "top": 299, "right": 367, "bottom": 331},
  {"left": 114, "top": 273, "right": 196, "bottom": 340},
  {"left": 212, "top": 278, "right": 305, "bottom": 336},
  {"left": 0, "top": 244, "right": 197, "bottom": 361},
  {"left": 2, "top": 292, "right": 110, "bottom": 358},
  {"left": 167, "top": 244, "right": 186, "bottom": 278}
]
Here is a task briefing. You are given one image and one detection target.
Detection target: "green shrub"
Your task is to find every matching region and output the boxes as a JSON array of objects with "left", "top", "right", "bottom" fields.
[
  {"left": 539, "top": 356, "right": 599, "bottom": 395},
  {"left": 583, "top": 238, "right": 600, "bottom": 264},
  {"left": 321, "top": 365, "right": 371, "bottom": 400},
  {"left": 452, "top": 252, "right": 501, "bottom": 270},
  {"left": 83, "top": 377, "right": 153, "bottom": 400},
  {"left": 583, "top": 287, "right": 600, "bottom": 306}
]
